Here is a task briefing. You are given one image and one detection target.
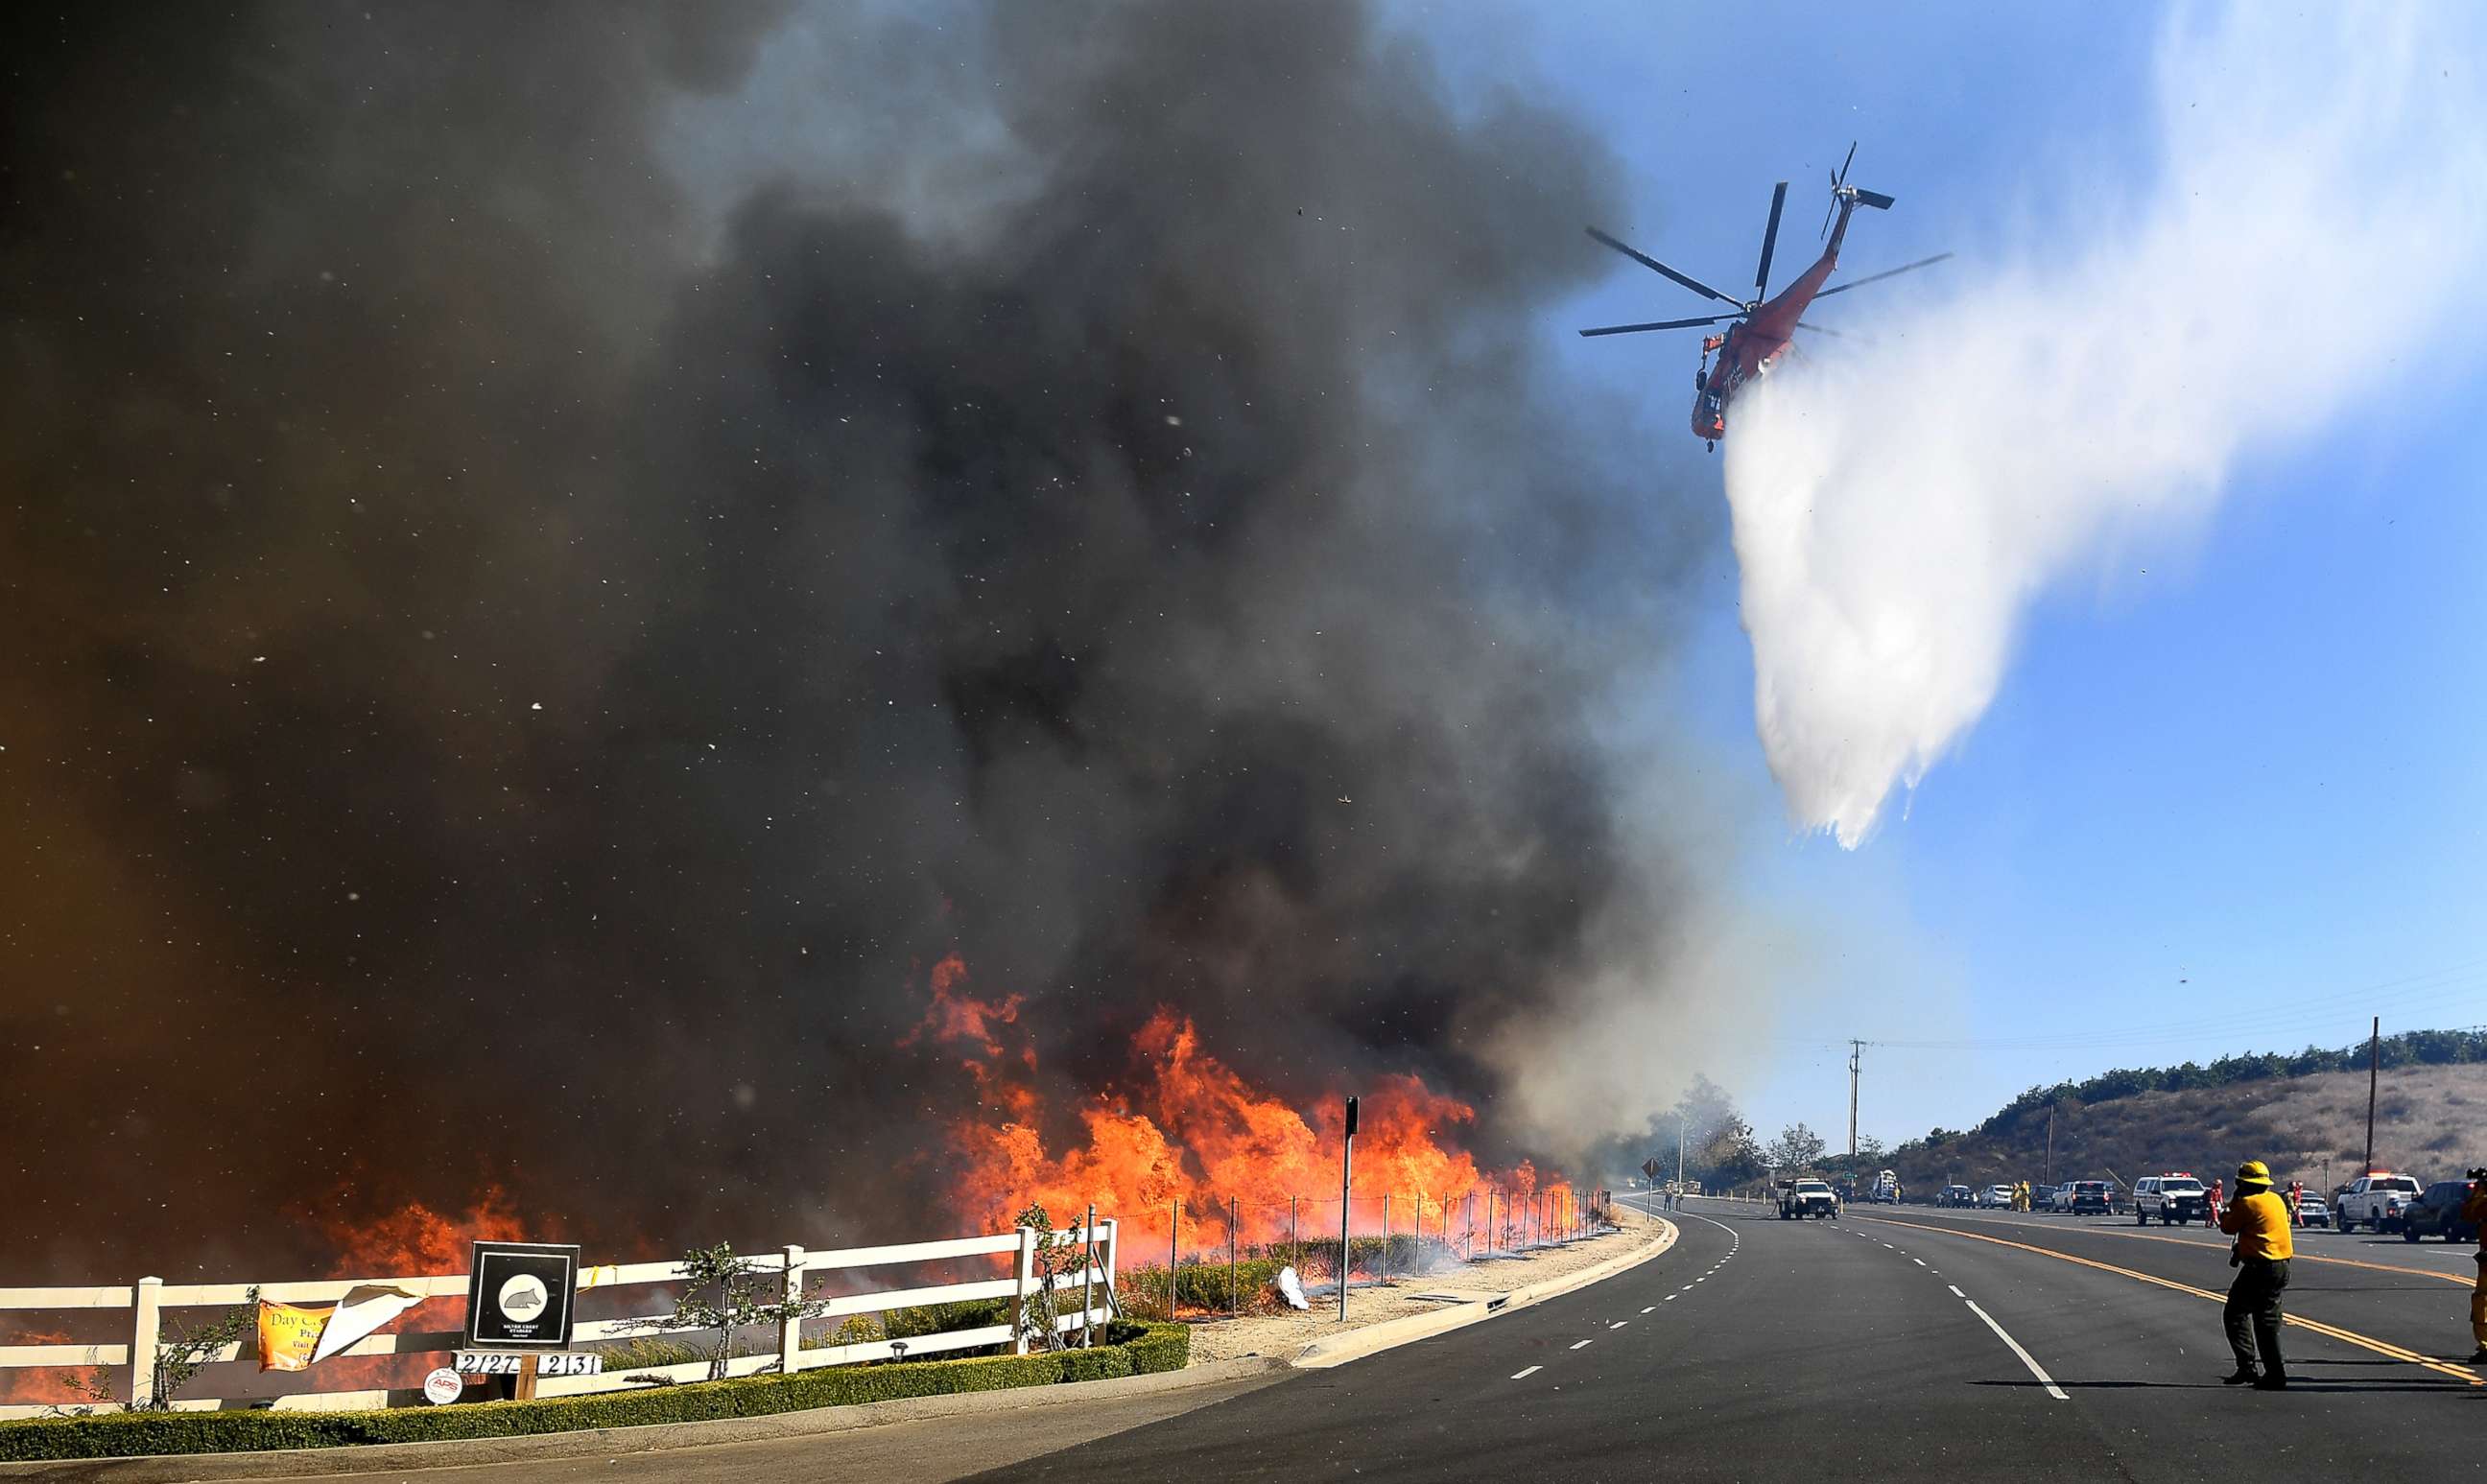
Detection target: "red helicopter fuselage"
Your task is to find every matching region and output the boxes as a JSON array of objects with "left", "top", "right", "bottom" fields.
[{"left": 1691, "top": 202, "right": 1854, "bottom": 442}]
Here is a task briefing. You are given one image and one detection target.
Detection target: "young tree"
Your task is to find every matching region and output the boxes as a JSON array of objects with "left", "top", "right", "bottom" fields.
[
  {"left": 637, "top": 1243, "right": 816, "bottom": 1381},
  {"left": 1769, "top": 1123, "right": 1829, "bottom": 1172}
]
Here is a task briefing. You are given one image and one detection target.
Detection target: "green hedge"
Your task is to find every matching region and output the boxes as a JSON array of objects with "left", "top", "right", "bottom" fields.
[{"left": 0, "top": 1322, "right": 1188, "bottom": 1463}]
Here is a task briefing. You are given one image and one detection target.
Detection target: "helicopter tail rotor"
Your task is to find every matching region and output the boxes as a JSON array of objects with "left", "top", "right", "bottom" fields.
[{"left": 1819, "top": 140, "right": 1858, "bottom": 239}]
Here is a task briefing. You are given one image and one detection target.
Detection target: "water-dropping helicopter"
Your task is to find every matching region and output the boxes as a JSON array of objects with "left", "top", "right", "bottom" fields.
[{"left": 1579, "top": 145, "right": 1951, "bottom": 450}]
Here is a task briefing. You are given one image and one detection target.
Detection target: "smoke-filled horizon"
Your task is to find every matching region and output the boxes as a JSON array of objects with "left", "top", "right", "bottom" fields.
[
  {"left": 1722, "top": 8, "right": 2487, "bottom": 847},
  {"left": 0, "top": 1, "right": 1767, "bottom": 1280}
]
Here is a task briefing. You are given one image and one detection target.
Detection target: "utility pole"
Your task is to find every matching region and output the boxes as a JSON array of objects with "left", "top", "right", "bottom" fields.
[
  {"left": 1848, "top": 1040, "right": 1864, "bottom": 1160},
  {"left": 2045, "top": 1105, "right": 2055, "bottom": 1185},
  {"left": 2362, "top": 1017, "right": 2380, "bottom": 1172},
  {"left": 1676, "top": 1115, "right": 1687, "bottom": 1194}
]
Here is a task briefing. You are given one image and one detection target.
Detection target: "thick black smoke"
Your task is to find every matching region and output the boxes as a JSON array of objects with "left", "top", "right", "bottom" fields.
[{"left": 0, "top": 1, "right": 1704, "bottom": 1278}]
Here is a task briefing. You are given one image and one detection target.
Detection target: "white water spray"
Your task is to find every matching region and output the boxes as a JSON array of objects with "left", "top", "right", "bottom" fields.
[{"left": 1723, "top": 7, "right": 2487, "bottom": 846}]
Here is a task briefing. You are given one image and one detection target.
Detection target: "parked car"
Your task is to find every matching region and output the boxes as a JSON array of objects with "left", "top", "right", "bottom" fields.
[
  {"left": 1938, "top": 1185, "right": 1976, "bottom": 1208},
  {"left": 2398, "top": 1181, "right": 2482, "bottom": 1243},
  {"left": 1980, "top": 1185, "right": 2015, "bottom": 1209},
  {"left": 2133, "top": 1174, "right": 2209, "bottom": 1226},
  {"left": 2295, "top": 1195, "right": 2331, "bottom": 1229},
  {"left": 2337, "top": 1172, "right": 2426, "bottom": 1234}
]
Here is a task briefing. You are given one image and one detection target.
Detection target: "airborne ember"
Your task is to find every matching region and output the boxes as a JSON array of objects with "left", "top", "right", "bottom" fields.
[{"left": 1, "top": 0, "right": 1723, "bottom": 1279}]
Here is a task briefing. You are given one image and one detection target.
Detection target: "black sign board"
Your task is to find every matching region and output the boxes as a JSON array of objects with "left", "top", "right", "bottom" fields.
[
  {"left": 1343, "top": 1095, "right": 1359, "bottom": 1138},
  {"left": 463, "top": 1240, "right": 580, "bottom": 1349},
  {"left": 1642, "top": 1158, "right": 1661, "bottom": 1181}
]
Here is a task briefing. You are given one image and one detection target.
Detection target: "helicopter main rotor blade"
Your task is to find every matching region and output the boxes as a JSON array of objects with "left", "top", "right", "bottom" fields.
[
  {"left": 1584, "top": 226, "right": 1743, "bottom": 308},
  {"left": 1812, "top": 251, "right": 1954, "bottom": 298},
  {"left": 1794, "top": 320, "right": 1877, "bottom": 344},
  {"left": 1755, "top": 181, "right": 1788, "bottom": 300},
  {"left": 1836, "top": 141, "right": 1858, "bottom": 187},
  {"left": 1577, "top": 315, "right": 1737, "bottom": 338}
]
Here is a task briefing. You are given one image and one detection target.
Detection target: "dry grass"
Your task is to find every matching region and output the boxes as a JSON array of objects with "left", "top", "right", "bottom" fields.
[{"left": 1897, "top": 1064, "right": 2487, "bottom": 1194}]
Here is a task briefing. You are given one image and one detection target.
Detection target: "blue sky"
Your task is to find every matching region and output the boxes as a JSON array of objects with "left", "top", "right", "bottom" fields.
[{"left": 1419, "top": 2, "right": 2487, "bottom": 1147}]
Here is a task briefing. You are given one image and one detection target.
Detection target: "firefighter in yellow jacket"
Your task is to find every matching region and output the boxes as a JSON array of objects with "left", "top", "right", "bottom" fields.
[
  {"left": 2217, "top": 1160, "right": 2293, "bottom": 1389},
  {"left": 2462, "top": 1167, "right": 2487, "bottom": 1365}
]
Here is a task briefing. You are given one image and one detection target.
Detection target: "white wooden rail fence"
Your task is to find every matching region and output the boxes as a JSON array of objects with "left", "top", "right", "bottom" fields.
[{"left": 0, "top": 1220, "right": 1116, "bottom": 1420}]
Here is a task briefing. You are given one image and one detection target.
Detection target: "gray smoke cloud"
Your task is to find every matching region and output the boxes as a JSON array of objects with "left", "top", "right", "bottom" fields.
[
  {"left": 1722, "top": 6, "right": 2487, "bottom": 846},
  {"left": 0, "top": 0, "right": 1754, "bottom": 1277}
]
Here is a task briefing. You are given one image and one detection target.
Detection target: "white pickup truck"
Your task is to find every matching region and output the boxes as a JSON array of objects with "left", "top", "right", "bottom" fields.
[
  {"left": 1779, "top": 1178, "right": 1841, "bottom": 1220},
  {"left": 2335, "top": 1172, "right": 2424, "bottom": 1233}
]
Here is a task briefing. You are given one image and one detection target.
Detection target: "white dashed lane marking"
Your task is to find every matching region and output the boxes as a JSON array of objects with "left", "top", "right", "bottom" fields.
[
  {"left": 1608, "top": 1321, "right": 1629, "bottom": 1330},
  {"left": 1642, "top": 1307, "right": 1655, "bottom": 1314},
  {"left": 1570, "top": 1339, "right": 1594, "bottom": 1351},
  {"left": 1948, "top": 1285, "right": 1965, "bottom": 1298},
  {"left": 1510, "top": 1365, "right": 1542, "bottom": 1380}
]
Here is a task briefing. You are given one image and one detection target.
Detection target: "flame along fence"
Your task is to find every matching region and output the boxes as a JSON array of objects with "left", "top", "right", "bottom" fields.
[
  {"left": 0, "top": 1221, "right": 1116, "bottom": 1421},
  {"left": 1133, "top": 1188, "right": 1615, "bottom": 1319}
]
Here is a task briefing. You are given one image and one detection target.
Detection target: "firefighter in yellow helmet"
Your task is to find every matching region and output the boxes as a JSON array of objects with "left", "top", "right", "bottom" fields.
[
  {"left": 2217, "top": 1160, "right": 2293, "bottom": 1389},
  {"left": 2461, "top": 1166, "right": 2487, "bottom": 1365}
]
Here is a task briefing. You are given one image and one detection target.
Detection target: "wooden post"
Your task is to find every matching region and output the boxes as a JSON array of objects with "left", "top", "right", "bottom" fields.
[
  {"left": 1011, "top": 1225, "right": 1037, "bottom": 1355},
  {"left": 1227, "top": 1195, "right": 1239, "bottom": 1318},
  {"left": 1338, "top": 1100, "right": 1356, "bottom": 1323},
  {"left": 1169, "top": 1199, "right": 1179, "bottom": 1320},
  {"left": 128, "top": 1277, "right": 162, "bottom": 1409},
  {"left": 513, "top": 1353, "right": 540, "bottom": 1401},
  {"left": 779, "top": 1244, "right": 806, "bottom": 1374},
  {"left": 1382, "top": 1193, "right": 1390, "bottom": 1284}
]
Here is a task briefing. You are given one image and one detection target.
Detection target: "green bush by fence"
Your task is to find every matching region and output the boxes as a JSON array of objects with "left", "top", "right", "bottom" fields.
[{"left": 0, "top": 1322, "right": 1188, "bottom": 1463}]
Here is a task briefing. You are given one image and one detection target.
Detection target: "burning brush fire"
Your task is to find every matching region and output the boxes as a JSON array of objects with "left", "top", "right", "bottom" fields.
[{"left": 913, "top": 954, "right": 1575, "bottom": 1279}]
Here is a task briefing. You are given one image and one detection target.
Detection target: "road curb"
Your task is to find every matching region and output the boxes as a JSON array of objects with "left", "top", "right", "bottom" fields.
[
  {"left": 0, "top": 1358, "right": 1292, "bottom": 1480},
  {"left": 1288, "top": 1215, "right": 1679, "bottom": 1371}
]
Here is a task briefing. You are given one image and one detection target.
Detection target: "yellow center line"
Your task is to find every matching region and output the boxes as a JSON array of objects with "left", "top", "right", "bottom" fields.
[
  {"left": 1945, "top": 1213, "right": 2475, "bottom": 1288},
  {"left": 1856, "top": 1213, "right": 2481, "bottom": 1386}
]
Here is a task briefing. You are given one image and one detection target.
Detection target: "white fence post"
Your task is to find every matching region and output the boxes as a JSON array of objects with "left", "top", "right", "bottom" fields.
[
  {"left": 1101, "top": 1218, "right": 1119, "bottom": 1321},
  {"left": 1010, "top": 1226, "right": 1036, "bottom": 1355},
  {"left": 128, "top": 1277, "right": 162, "bottom": 1409},
  {"left": 778, "top": 1245, "right": 805, "bottom": 1374}
]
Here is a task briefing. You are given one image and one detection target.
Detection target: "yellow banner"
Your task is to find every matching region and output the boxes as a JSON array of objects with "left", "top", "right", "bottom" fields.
[{"left": 256, "top": 1300, "right": 329, "bottom": 1373}]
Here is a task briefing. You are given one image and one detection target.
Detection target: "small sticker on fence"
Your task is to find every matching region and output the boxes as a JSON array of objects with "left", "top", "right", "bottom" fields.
[{"left": 422, "top": 1368, "right": 464, "bottom": 1404}]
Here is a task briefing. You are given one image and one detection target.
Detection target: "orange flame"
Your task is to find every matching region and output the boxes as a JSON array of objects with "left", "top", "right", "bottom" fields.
[
  {"left": 316, "top": 1185, "right": 528, "bottom": 1277},
  {"left": 914, "top": 958, "right": 1567, "bottom": 1260}
]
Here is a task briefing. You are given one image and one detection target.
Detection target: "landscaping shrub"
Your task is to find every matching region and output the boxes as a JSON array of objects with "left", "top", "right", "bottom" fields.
[{"left": 0, "top": 1323, "right": 1186, "bottom": 1462}]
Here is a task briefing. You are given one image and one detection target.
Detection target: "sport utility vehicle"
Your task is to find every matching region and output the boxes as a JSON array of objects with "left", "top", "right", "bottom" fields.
[
  {"left": 2399, "top": 1181, "right": 2482, "bottom": 1243},
  {"left": 2061, "top": 1180, "right": 2113, "bottom": 1214},
  {"left": 1938, "top": 1185, "right": 1975, "bottom": 1208},
  {"left": 2133, "top": 1174, "right": 2208, "bottom": 1226}
]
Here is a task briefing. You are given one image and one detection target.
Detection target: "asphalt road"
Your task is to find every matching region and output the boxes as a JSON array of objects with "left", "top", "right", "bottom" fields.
[
  {"left": 974, "top": 1194, "right": 2483, "bottom": 1482},
  {"left": 202, "top": 1196, "right": 2485, "bottom": 1482}
]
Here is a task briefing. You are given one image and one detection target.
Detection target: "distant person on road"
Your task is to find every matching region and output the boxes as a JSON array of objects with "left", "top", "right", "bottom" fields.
[
  {"left": 2207, "top": 1177, "right": 2224, "bottom": 1228},
  {"left": 2217, "top": 1160, "right": 2293, "bottom": 1390},
  {"left": 2462, "top": 1167, "right": 2487, "bottom": 1364},
  {"left": 2287, "top": 1181, "right": 2304, "bottom": 1227}
]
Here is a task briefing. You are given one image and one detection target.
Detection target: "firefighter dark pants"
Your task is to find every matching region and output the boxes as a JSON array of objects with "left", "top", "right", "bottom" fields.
[
  {"left": 2471, "top": 1251, "right": 2485, "bottom": 1349},
  {"left": 2224, "top": 1258, "right": 2289, "bottom": 1375}
]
